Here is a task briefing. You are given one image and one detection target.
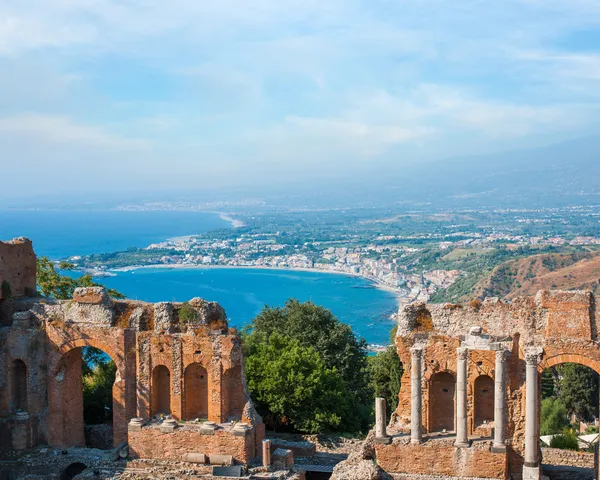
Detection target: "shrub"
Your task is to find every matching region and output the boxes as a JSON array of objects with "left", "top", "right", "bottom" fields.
[
  {"left": 178, "top": 302, "right": 198, "bottom": 324},
  {"left": 549, "top": 429, "right": 579, "bottom": 451},
  {"left": 541, "top": 397, "right": 569, "bottom": 435}
]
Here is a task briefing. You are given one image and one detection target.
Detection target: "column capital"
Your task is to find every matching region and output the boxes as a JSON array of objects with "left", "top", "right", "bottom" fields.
[
  {"left": 457, "top": 347, "right": 468, "bottom": 360},
  {"left": 524, "top": 347, "right": 542, "bottom": 366},
  {"left": 495, "top": 349, "right": 510, "bottom": 363},
  {"left": 410, "top": 346, "right": 423, "bottom": 358}
]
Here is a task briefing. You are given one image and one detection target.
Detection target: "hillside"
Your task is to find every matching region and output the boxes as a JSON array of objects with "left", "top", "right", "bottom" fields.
[{"left": 470, "top": 251, "right": 600, "bottom": 300}]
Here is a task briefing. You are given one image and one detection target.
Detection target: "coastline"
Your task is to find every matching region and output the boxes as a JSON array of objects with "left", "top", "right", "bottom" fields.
[{"left": 101, "top": 263, "right": 403, "bottom": 307}]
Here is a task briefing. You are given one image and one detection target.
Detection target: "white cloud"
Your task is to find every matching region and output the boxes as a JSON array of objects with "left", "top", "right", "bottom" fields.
[{"left": 0, "top": 114, "right": 150, "bottom": 150}]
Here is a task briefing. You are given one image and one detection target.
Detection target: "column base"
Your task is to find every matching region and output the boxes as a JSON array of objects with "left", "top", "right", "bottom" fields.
[
  {"left": 410, "top": 437, "right": 422, "bottom": 445},
  {"left": 374, "top": 436, "right": 392, "bottom": 445},
  {"left": 454, "top": 440, "right": 470, "bottom": 448},
  {"left": 491, "top": 443, "right": 507, "bottom": 453},
  {"left": 522, "top": 464, "right": 540, "bottom": 480}
]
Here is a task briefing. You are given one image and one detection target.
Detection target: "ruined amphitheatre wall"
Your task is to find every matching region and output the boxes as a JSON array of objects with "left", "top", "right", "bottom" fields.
[
  {"left": 384, "top": 290, "right": 599, "bottom": 479},
  {"left": 0, "top": 238, "right": 264, "bottom": 465}
]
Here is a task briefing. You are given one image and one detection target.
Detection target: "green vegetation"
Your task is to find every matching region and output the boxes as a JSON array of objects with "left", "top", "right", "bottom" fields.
[
  {"left": 178, "top": 302, "right": 198, "bottom": 324},
  {"left": 549, "top": 429, "right": 580, "bottom": 451},
  {"left": 369, "top": 326, "right": 403, "bottom": 417},
  {"left": 541, "top": 397, "right": 569, "bottom": 435},
  {"left": 242, "top": 299, "right": 372, "bottom": 433},
  {"left": 36, "top": 257, "right": 124, "bottom": 300},
  {"left": 82, "top": 347, "right": 116, "bottom": 425},
  {"left": 245, "top": 332, "right": 352, "bottom": 433}
]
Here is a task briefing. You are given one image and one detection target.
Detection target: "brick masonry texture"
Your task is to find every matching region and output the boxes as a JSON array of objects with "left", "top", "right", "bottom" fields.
[{"left": 0, "top": 238, "right": 264, "bottom": 465}]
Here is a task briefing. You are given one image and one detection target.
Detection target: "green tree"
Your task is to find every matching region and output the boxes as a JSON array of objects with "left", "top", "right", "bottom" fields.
[
  {"left": 369, "top": 326, "right": 403, "bottom": 417},
  {"left": 82, "top": 347, "right": 117, "bottom": 425},
  {"left": 36, "top": 257, "right": 124, "bottom": 300},
  {"left": 556, "top": 363, "right": 598, "bottom": 422},
  {"left": 541, "top": 397, "right": 569, "bottom": 435},
  {"left": 244, "top": 332, "right": 354, "bottom": 433},
  {"left": 242, "top": 299, "right": 371, "bottom": 432}
]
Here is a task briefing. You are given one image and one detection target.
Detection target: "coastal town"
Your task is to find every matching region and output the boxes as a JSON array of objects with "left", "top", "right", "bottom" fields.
[{"left": 74, "top": 216, "right": 600, "bottom": 306}]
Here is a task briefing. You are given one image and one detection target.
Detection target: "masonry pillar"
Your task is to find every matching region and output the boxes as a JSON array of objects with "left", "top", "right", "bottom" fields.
[
  {"left": 262, "top": 439, "right": 271, "bottom": 468},
  {"left": 455, "top": 347, "right": 469, "bottom": 447},
  {"left": 410, "top": 347, "right": 423, "bottom": 444},
  {"left": 375, "top": 397, "right": 390, "bottom": 443},
  {"left": 523, "top": 348, "right": 541, "bottom": 480},
  {"left": 493, "top": 349, "right": 508, "bottom": 451}
]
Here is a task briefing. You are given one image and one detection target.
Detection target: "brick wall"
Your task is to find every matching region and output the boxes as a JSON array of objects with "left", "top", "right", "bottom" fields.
[
  {"left": 541, "top": 447, "right": 594, "bottom": 468},
  {"left": 0, "top": 238, "right": 36, "bottom": 301},
  {"left": 375, "top": 438, "right": 507, "bottom": 479}
]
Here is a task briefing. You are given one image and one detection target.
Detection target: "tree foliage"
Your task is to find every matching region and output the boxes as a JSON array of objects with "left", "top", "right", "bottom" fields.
[
  {"left": 245, "top": 332, "right": 355, "bottom": 433},
  {"left": 369, "top": 326, "right": 403, "bottom": 417},
  {"left": 36, "top": 257, "right": 124, "bottom": 300},
  {"left": 242, "top": 299, "right": 372, "bottom": 433},
  {"left": 555, "top": 363, "right": 598, "bottom": 422},
  {"left": 82, "top": 347, "right": 116, "bottom": 425},
  {"left": 549, "top": 429, "right": 579, "bottom": 451},
  {"left": 541, "top": 397, "right": 569, "bottom": 436}
]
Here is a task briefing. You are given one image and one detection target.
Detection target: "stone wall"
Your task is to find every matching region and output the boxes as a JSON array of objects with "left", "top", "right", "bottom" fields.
[
  {"left": 0, "top": 240, "right": 264, "bottom": 468},
  {"left": 541, "top": 447, "right": 595, "bottom": 468},
  {"left": 375, "top": 438, "right": 506, "bottom": 479},
  {"left": 0, "top": 238, "right": 36, "bottom": 302},
  {"left": 385, "top": 290, "right": 600, "bottom": 480}
]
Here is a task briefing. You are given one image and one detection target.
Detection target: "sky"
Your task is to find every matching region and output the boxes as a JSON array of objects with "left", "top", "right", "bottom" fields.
[{"left": 1, "top": 0, "right": 600, "bottom": 199}]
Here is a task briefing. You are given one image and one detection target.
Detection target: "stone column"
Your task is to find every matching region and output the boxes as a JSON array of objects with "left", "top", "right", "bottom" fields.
[
  {"left": 523, "top": 348, "right": 541, "bottom": 480},
  {"left": 411, "top": 347, "right": 423, "bottom": 444},
  {"left": 455, "top": 347, "right": 469, "bottom": 447},
  {"left": 375, "top": 397, "right": 391, "bottom": 444},
  {"left": 493, "top": 349, "right": 508, "bottom": 451},
  {"left": 262, "top": 439, "right": 271, "bottom": 468}
]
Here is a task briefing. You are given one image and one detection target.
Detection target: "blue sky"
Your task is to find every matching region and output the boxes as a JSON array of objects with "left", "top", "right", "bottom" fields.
[{"left": 1, "top": 0, "right": 600, "bottom": 197}]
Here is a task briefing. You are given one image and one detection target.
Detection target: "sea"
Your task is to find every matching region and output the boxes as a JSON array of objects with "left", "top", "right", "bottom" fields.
[{"left": 0, "top": 209, "right": 398, "bottom": 346}]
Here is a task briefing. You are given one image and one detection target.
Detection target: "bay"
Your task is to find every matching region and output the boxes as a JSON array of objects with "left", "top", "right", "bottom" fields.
[
  {"left": 100, "top": 267, "right": 398, "bottom": 346},
  {"left": 1, "top": 209, "right": 398, "bottom": 345}
]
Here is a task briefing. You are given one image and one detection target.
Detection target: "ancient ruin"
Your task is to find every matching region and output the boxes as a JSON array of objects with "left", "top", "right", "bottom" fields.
[
  {"left": 3, "top": 236, "right": 600, "bottom": 479},
  {"left": 347, "top": 290, "right": 600, "bottom": 480}
]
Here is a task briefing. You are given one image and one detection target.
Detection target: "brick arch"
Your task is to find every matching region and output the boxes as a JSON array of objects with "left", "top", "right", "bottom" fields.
[
  {"left": 50, "top": 337, "right": 124, "bottom": 378},
  {"left": 540, "top": 353, "right": 600, "bottom": 375},
  {"left": 48, "top": 337, "right": 126, "bottom": 449}
]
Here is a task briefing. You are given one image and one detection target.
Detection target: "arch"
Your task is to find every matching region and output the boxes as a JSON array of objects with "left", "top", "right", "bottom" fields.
[
  {"left": 51, "top": 338, "right": 123, "bottom": 377},
  {"left": 222, "top": 365, "right": 245, "bottom": 421},
  {"left": 542, "top": 353, "right": 600, "bottom": 375},
  {"left": 428, "top": 371, "right": 455, "bottom": 432},
  {"left": 184, "top": 363, "right": 208, "bottom": 420},
  {"left": 9, "top": 359, "right": 28, "bottom": 413},
  {"left": 473, "top": 374, "right": 494, "bottom": 429},
  {"left": 60, "top": 462, "right": 87, "bottom": 480},
  {"left": 151, "top": 365, "right": 171, "bottom": 416}
]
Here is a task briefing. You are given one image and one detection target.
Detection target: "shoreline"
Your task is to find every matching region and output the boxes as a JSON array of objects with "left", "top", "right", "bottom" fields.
[{"left": 99, "top": 263, "right": 404, "bottom": 307}]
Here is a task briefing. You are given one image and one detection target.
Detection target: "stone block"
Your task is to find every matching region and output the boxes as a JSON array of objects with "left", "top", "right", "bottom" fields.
[
  {"left": 128, "top": 418, "right": 145, "bottom": 432},
  {"left": 209, "top": 454, "right": 234, "bottom": 466},
  {"left": 160, "top": 419, "right": 177, "bottom": 433},
  {"left": 272, "top": 448, "right": 293, "bottom": 469},
  {"left": 183, "top": 452, "right": 206, "bottom": 463},
  {"left": 154, "top": 302, "right": 174, "bottom": 333},
  {"left": 73, "top": 287, "right": 111, "bottom": 305}
]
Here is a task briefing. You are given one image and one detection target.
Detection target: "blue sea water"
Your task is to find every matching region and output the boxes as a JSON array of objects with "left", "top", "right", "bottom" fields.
[
  {"left": 100, "top": 267, "right": 398, "bottom": 346},
  {"left": 0, "top": 209, "right": 398, "bottom": 345},
  {"left": 0, "top": 209, "right": 228, "bottom": 258}
]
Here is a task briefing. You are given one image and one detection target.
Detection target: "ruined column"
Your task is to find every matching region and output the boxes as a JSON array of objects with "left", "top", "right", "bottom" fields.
[
  {"left": 493, "top": 349, "right": 508, "bottom": 451},
  {"left": 410, "top": 346, "right": 423, "bottom": 444},
  {"left": 262, "top": 439, "right": 271, "bottom": 468},
  {"left": 375, "top": 397, "right": 390, "bottom": 443},
  {"left": 523, "top": 348, "right": 541, "bottom": 480},
  {"left": 455, "top": 347, "right": 469, "bottom": 447}
]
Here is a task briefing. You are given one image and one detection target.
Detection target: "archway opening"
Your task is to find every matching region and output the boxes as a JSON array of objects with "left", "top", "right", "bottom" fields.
[
  {"left": 473, "top": 374, "right": 494, "bottom": 433},
  {"left": 429, "top": 371, "right": 455, "bottom": 433},
  {"left": 81, "top": 347, "right": 117, "bottom": 449},
  {"left": 60, "top": 462, "right": 87, "bottom": 480},
  {"left": 9, "top": 359, "right": 28, "bottom": 413},
  {"left": 151, "top": 365, "right": 171, "bottom": 416},
  {"left": 184, "top": 363, "right": 208, "bottom": 420},
  {"left": 53, "top": 346, "right": 117, "bottom": 449},
  {"left": 540, "top": 362, "right": 599, "bottom": 479}
]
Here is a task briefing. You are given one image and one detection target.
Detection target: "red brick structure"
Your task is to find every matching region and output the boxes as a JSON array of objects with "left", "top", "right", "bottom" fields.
[
  {"left": 0, "top": 238, "right": 264, "bottom": 467},
  {"left": 368, "top": 290, "right": 600, "bottom": 480}
]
